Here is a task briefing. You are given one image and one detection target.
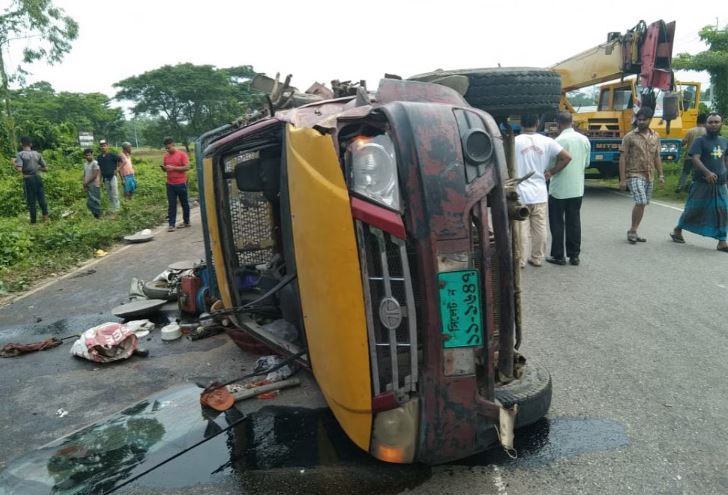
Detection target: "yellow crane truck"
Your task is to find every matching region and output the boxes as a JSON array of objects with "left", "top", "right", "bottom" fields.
[{"left": 550, "top": 19, "right": 701, "bottom": 178}]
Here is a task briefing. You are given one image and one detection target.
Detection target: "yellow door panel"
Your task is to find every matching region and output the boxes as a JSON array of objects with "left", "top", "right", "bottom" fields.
[
  {"left": 286, "top": 125, "right": 372, "bottom": 450},
  {"left": 203, "top": 156, "right": 232, "bottom": 308}
]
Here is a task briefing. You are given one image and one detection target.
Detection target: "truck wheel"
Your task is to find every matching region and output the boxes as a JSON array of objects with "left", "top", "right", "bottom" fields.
[
  {"left": 409, "top": 68, "right": 561, "bottom": 118},
  {"left": 142, "top": 280, "right": 177, "bottom": 301},
  {"left": 495, "top": 360, "right": 552, "bottom": 428}
]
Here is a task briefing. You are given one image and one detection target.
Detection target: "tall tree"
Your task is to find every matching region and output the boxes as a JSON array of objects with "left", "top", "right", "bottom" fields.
[
  {"left": 0, "top": 0, "right": 78, "bottom": 150},
  {"left": 114, "top": 63, "right": 258, "bottom": 150},
  {"left": 673, "top": 24, "right": 728, "bottom": 118},
  {"left": 8, "top": 82, "right": 124, "bottom": 151}
]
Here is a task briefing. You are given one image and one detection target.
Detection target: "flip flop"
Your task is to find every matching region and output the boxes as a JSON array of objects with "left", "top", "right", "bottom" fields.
[
  {"left": 717, "top": 246, "right": 728, "bottom": 253},
  {"left": 670, "top": 232, "right": 686, "bottom": 244},
  {"left": 627, "top": 231, "right": 638, "bottom": 244}
]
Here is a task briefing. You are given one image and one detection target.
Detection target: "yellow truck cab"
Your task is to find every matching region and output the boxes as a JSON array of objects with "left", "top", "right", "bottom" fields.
[
  {"left": 197, "top": 76, "right": 552, "bottom": 464},
  {"left": 571, "top": 79, "right": 702, "bottom": 177}
]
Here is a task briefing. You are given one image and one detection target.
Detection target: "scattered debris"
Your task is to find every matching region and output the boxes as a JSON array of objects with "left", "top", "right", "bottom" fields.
[
  {"left": 125, "top": 319, "right": 155, "bottom": 338},
  {"left": 188, "top": 325, "right": 223, "bottom": 341},
  {"left": 56, "top": 408, "right": 68, "bottom": 418},
  {"left": 111, "top": 298, "right": 166, "bottom": 319},
  {"left": 231, "top": 377, "right": 301, "bottom": 402},
  {"left": 94, "top": 249, "right": 108, "bottom": 258},
  {"left": 124, "top": 229, "right": 154, "bottom": 243},
  {"left": 1, "top": 337, "right": 63, "bottom": 358},
  {"left": 70, "top": 322, "right": 138, "bottom": 363},
  {"left": 70, "top": 269, "right": 96, "bottom": 279},
  {"left": 160, "top": 323, "right": 182, "bottom": 341},
  {"left": 255, "top": 355, "right": 295, "bottom": 382},
  {"left": 168, "top": 260, "right": 198, "bottom": 271},
  {"left": 128, "top": 277, "right": 146, "bottom": 299},
  {"left": 200, "top": 384, "right": 235, "bottom": 412}
]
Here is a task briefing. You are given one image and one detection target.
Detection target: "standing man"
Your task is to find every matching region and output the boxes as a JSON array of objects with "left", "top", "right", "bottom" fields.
[
  {"left": 619, "top": 107, "right": 664, "bottom": 244},
  {"left": 546, "top": 112, "right": 591, "bottom": 266},
  {"left": 515, "top": 114, "right": 572, "bottom": 267},
  {"left": 163, "top": 137, "right": 191, "bottom": 232},
  {"left": 675, "top": 113, "right": 707, "bottom": 193},
  {"left": 97, "top": 140, "right": 121, "bottom": 213},
  {"left": 14, "top": 136, "right": 49, "bottom": 224},
  {"left": 82, "top": 149, "right": 102, "bottom": 219},
  {"left": 670, "top": 113, "right": 728, "bottom": 251},
  {"left": 118, "top": 142, "right": 137, "bottom": 200}
]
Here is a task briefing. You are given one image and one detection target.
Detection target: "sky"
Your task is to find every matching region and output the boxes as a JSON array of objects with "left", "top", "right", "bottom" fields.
[{"left": 3, "top": 0, "right": 721, "bottom": 113}]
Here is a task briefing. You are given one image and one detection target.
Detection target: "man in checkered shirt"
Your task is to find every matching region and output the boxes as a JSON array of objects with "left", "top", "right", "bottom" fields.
[{"left": 618, "top": 107, "right": 665, "bottom": 244}]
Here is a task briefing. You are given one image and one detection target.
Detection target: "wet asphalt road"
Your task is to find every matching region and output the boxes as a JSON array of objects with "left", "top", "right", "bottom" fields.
[{"left": 2, "top": 186, "right": 728, "bottom": 494}]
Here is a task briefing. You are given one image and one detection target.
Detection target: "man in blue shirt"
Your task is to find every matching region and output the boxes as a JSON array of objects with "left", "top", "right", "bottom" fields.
[
  {"left": 97, "top": 140, "right": 121, "bottom": 213},
  {"left": 670, "top": 113, "right": 728, "bottom": 251}
]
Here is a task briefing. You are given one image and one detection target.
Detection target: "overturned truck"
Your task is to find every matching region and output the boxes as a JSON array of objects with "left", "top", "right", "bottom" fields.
[{"left": 195, "top": 75, "right": 553, "bottom": 464}]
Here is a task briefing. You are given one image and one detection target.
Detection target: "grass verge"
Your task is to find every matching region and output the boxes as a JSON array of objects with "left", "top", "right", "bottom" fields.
[{"left": 0, "top": 156, "right": 197, "bottom": 294}]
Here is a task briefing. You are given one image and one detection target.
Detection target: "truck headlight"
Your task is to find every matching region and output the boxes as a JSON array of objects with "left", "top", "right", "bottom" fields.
[
  {"left": 350, "top": 134, "right": 401, "bottom": 211},
  {"left": 661, "top": 143, "right": 678, "bottom": 153}
]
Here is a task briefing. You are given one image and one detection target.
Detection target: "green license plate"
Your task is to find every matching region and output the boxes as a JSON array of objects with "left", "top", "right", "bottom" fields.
[{"left": 438, "top": 270, "right": 483, "bottom": 348}]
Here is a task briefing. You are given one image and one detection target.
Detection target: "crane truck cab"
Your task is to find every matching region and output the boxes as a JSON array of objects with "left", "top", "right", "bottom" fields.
[{"left": 570, "top": 79, "right": 702, "bottom": 178}]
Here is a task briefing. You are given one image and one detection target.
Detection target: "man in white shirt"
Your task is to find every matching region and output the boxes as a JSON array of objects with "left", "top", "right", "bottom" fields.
[{"left": 515, "top": 114, "right": 572, "bottom": 267}]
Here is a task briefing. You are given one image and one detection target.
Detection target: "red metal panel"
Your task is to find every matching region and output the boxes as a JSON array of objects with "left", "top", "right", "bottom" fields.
[{"left": 350, "top": 197, "right": 406, "bottom": 239}]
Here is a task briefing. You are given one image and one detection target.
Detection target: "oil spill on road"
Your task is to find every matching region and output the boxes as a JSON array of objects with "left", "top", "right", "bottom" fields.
[
  {"left": 457, "top": 416, "right": 630, "bottom": 467},
  {"left": 0, "top": 384, "right": 432, "bottom": 495}
]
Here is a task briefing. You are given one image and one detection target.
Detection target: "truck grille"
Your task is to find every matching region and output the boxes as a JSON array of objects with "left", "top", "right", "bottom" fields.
[
  {"left": 223, "top": 152, "right": 275, "bottom": 267},
  {"left": 355, "top": 221, "right": 418, "bottom": 399}
]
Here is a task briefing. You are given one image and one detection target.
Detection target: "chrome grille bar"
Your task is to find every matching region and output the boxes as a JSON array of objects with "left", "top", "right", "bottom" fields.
[
  {"left": 356, "top": 220, "right": 418, "bottom": 400},
  {"left": 356, "top": 221, "right": 381, "bottom": 396},
  {"left": 376, "top": 230, "right": 400, "bottom": 395}
]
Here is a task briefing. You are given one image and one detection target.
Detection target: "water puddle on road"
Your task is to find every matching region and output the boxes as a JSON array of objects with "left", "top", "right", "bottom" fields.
[
  {"left": 457, "top": 416, "right": 630, "bottom": 467},
  {"left": 0, "top": 379, "right": 628, "bottom": 494},
  {"left": 0, "top": 384, "right": 432, "bottom": 495}
]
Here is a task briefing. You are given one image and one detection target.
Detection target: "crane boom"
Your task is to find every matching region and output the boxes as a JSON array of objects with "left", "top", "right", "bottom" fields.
[{"left": 550, "top": 20, "right": 675, "bottom": 93}]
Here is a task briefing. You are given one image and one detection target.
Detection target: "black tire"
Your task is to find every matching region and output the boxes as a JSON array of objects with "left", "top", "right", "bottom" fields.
[
  {"left": 409, "top": 67, "right": 561, "bottom": 118},
  {"left": 495, "top": 360, "right": 552, "bottom": 428},
  {"left": 142, "top": 280, "right": 177, "bottom": 301}
]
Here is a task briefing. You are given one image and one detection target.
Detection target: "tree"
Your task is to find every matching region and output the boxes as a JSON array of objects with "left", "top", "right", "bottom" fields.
[
  {"left": 0, "top": 0, "right": 79, "bottom": 150},
  {"left": 114, "top": 63, "right": 259, "bottom": 150},
  {"left": 673, "top": 25, "right": 728, "bottom": 118},
  {"left": 7, "top": 81, "right": 124, "bottom": 152}
]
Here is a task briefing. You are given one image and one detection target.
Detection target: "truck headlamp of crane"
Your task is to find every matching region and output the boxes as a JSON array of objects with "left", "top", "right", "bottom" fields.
[
  {"left": 350, "top": 134, "right": 401, "bottom": 211},
  {"left": 660, "top": 142, "right": 678, "bottom": 153}
]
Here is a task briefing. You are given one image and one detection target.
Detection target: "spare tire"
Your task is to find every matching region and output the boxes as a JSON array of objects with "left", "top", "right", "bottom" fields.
[
  {"left": 142, "top": 280, "right": 177, "bottom": 301},
  {"left": 409, "top": 67, "right": 561, "bottom": 118},
  {"left": 495, "top": 360, "right": 552, "bottom": 428}
]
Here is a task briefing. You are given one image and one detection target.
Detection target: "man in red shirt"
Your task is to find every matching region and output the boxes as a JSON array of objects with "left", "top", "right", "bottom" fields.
[{"left": 162, "top": 137, "right": 191, "bottom": 232}]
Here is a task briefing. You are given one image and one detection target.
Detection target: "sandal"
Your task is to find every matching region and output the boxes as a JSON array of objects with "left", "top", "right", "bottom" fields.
[
  {"left": 627, "top": 231, "right": 638, "bottom": 244},
  {"left": 670, "top": 232, "right": 685, "bottom": 244},
  {"left": 718, "top": 246, "right": 728, "bottom": 253}
]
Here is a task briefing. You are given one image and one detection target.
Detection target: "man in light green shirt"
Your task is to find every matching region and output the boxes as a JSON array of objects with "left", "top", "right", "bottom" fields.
[{"left": 546, "top": 112, "right": 591, "bottom": 266}]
